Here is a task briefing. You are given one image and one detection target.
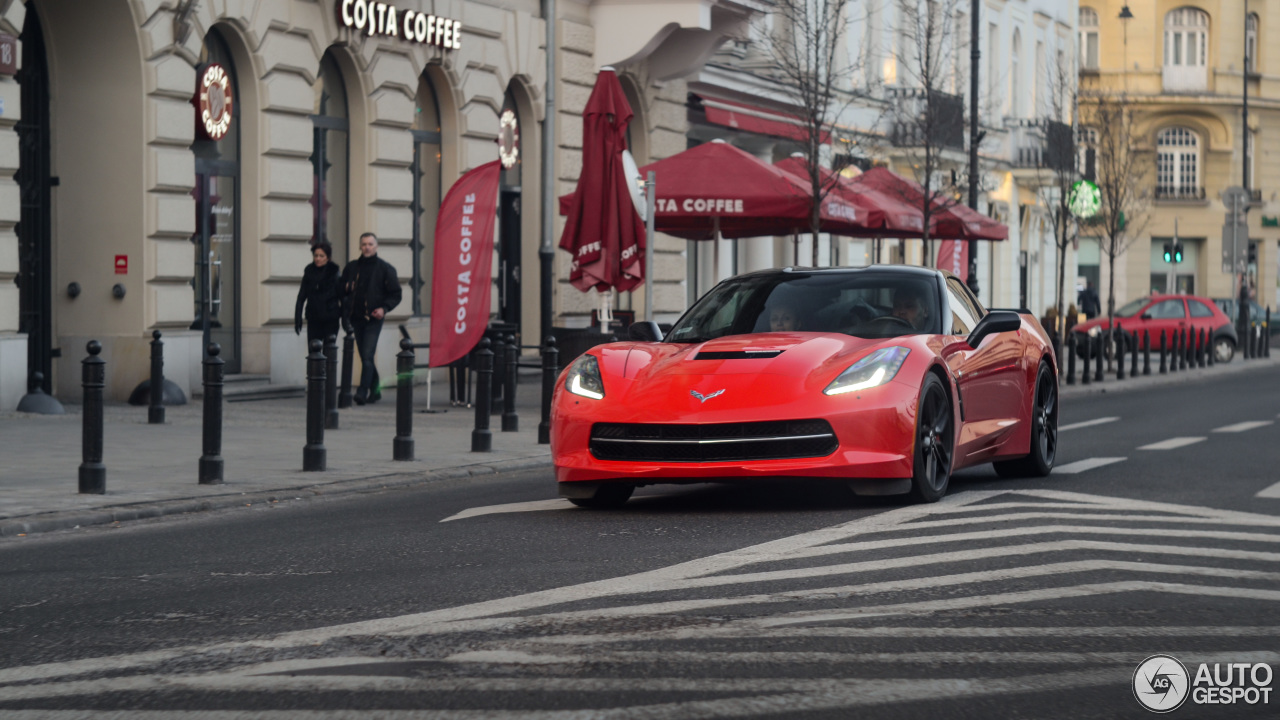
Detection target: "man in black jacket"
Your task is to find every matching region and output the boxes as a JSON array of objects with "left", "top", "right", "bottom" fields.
[{"left": 341, "top": 232, "right": 402, "bottom": 404}]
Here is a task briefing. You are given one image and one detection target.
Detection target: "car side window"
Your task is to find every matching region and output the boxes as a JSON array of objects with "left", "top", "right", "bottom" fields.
[
  {"left": 1148, "top": 299, "right": 1186, "bottom": 319},
  {"left": 945, "top": 279, "right": 978, "bottom": 335},
  {"left": 1188, "top": 300, "right": 1215, "bottom": 318}
]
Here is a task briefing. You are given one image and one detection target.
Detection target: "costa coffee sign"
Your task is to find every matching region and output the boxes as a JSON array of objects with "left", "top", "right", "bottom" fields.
[
  {"left": 197, "top": 64, "right": 233, "bottom": 141},
  {"left": 338, "top": 1, "right": 462, "bottom": 50}
]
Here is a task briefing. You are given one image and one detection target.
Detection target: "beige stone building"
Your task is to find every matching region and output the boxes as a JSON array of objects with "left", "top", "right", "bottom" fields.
[
  {"left": 1077, "top": 0, "right": 1277, "bottom": 324},
  {"left": 0, "top": 0, "right": 756, "bottom": 407}
]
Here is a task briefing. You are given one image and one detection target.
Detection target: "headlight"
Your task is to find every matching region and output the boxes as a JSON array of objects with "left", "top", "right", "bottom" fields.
[
  {"left": 1087, "top": 326, "right": 1101, "bottom": 337},
  {"left": 565, "top": 354, "right": 605, "bottom": 400},
  {"left": 824, "top": 347, "right": 910, "bottom": 395}
]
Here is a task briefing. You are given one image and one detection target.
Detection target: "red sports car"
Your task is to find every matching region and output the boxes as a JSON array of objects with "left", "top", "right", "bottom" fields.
[{"left": 551, "top": 267, "right": 1059, "bottom": 507}]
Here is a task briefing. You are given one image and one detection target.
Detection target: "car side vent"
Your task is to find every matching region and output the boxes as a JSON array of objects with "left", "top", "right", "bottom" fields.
[{"left": 694, "top": 350, "right": 784, "bottom": 360}]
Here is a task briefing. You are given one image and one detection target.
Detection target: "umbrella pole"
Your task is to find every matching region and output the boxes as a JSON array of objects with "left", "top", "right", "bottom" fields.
[
  {"left": 644, "top": 171, "right": 655, "bottom": 323},
  {"left": 713, "top": 216, "right": 721, "bottom": 285}
]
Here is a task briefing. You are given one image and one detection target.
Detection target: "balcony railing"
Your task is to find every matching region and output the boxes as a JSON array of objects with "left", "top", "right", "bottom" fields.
[
  {"left": 1155, "top": 185, "right": 1206, "bottom": 201},
  {"left": 886, "top": 88, "right": 965, "bottom": 151}
]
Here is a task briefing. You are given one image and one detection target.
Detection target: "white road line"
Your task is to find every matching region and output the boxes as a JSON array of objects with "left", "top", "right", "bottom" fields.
[
  {"left": 1212, "top": 420, "right": 1275, "bottom": 433},
  {"left": 445, "top": 649, "right": 1280, "bottom": 667},
  {"left": 1059, "top": 417, "right": 1120, "bottom": 432},
  {"left": 1138, "top": 437, "right": 1207, "bottom": 451},
  {"left": 439, "top": 499, "right": 571, "bottom": 523},
  {"left": 1054, "top": 457, "right": 1127, "bottom": 474},
  {"left": 1258, "top": 481, "right": 1280, "bottom": 499}
]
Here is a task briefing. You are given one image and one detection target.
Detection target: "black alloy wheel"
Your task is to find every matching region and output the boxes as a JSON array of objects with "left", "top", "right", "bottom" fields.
[
  {"left": 994, "top": 362, "right": 1058, "bottom": 478},
  {"left": 910, "top": 374, "right": 953, "bottom": 503}
]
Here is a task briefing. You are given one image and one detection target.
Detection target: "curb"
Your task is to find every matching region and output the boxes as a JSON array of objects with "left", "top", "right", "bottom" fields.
[
  {"left": 1060, "top": 355, "right": 1279, "bottom": 399},
  {"left": 0, "top": 455, "right": 553, "bottom": 539}
]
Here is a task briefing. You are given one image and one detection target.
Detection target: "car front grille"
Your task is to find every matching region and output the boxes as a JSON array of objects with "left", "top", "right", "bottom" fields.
[{"left": 590, "top": 420, "right": 838, "bottom": 462}]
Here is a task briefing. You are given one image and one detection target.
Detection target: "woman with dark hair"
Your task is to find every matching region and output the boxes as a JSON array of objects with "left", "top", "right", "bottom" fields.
[{"left": 295, "top": 241, "right": 343, "bottom": 344}]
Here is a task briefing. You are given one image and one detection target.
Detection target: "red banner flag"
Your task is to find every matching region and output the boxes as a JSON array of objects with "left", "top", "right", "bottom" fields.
[
  {"left": 937, "top": 239, "right": 969, "bottom": 282},
  {"left": 429, "top": 161, "right": 501, "bottom": 368}
]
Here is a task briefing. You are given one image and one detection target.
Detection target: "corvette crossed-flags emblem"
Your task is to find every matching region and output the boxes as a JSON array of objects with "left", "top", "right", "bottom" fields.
[{"left": 690, "top": 389, "right": 726, "bottom": 403}]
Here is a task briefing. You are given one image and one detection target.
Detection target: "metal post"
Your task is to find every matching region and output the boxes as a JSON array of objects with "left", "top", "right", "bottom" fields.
[
  {"left": 199, "top": 342, "right": 224, "bottom": 484},
  {"left": 1159, "top": 330, "right": 1168, "bottom": 374},
  {"left": 502, "top": 333, "right": 519, "bottom": 432},
  {"left": 303, "top": 339, "right": 326, "bottom": 471},
  {"left": 1115, "top": 323, "right": 1125, "bottom": 380},
  {"left": 1094, "top": 335, "right": 1104, "bottom": 383},
  {"left": 966, "top": 0, "right": 981, "bottom": 296},
  {"left": 1198, "top": 328, "right": 1207, "bottom": 368},
  {"left": 538, "top": 335, "right": 558, "bottom": 444},
  {"left": 539, "top": 0, "right": 557, "bottom": 345},
  {"left": 394, "top": 338, "right": 414, "bottom": 461},
  {"left": 645, "top": 171, "right": 656, "bottom": 321},
  {"left": 1143, "top": 330, "right": 1151, "bottom": 376},
  {"left": 1266, "top": 307, "right": 1272, "bottom": 358},
  {"left": 339, "top": 329, "right": 355, "bottom": 409},
  {"left": 147, "top": 330, "right": 165, "bottom": 424},
  {"left": 1081, "top": 334, "right": 1092, "bottom": 385},
  {"left": 79, "top": 340, "right": 106, "bottom": 495},
  {"left": 1182, "top": 328, "right": 1190, "bottom": 370},
  {"left": 1130, "top": 330, "right": 1139, "bottom": 377},
  {"left": 472, "top": 337, "right": 493, "bottom": 452},
  {"left": 1066, "top": 332, "right": 1076, "bottom": 385},
  {"left": 324, "top": 334, "right": 340, "bottom": 429}
]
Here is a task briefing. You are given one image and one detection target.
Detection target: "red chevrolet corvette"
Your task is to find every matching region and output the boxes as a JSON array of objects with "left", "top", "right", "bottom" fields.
[{"left": 552, "top": 266, "right": 1059, "bottom": 507}]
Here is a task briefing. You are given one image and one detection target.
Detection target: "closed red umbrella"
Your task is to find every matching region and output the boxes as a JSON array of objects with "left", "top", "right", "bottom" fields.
[{"left": 558, "top": 69, "right": 646, "bottom": 293}]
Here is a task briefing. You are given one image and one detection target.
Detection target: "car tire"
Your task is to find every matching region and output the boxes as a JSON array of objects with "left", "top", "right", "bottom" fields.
[
  {"left": 993, "top": 362, "right": 1058, "bottom": 479},
  {"left": 1214, "top": 337, "right": 1235, "bottom": 364},
  {"left": 909, "top": 374, "right": 953, "bottom": 504},
  {"left": 567, "top": 483, "right": 634, "bottom": 509}
]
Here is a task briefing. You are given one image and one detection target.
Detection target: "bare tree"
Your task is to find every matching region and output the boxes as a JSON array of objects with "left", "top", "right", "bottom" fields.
[
  {"left": 1033, "top": 53, "right": 1079, "bottom": 341},
  {"left": 1082, "top": 92, "right": 1150, "bottom": 321},
  {"left": 764, "top": 0, "right": 857, "bottom": 265}
]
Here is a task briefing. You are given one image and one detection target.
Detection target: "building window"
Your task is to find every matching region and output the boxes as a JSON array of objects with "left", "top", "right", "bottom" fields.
[
  {"left": 311, "top": 51, "right": 349, "bottom": 263},
  {"left": 411, "top": 73, "right": 443, "bottom": 316},
  {"left": 1035, "top": 40, "right": 1045, "bottom": 117},
  {"left": 1247, "top": 12, "right": 1259, "bottom": 73},
  {"left": 1079, "top": 7, "right": 1099, "bottom": 70},
  {"left": 1155, "top": 127, "right": 1202, "bottom": 199},
  {"left": 1010, "top": 29, "right": 1021, "bottom": 117},
  {"left": 987, "top": 22, "right": 999, "bottom": 120},
  {"left": 1163, "top": 7, "right": 1209, "bottom": 92}
]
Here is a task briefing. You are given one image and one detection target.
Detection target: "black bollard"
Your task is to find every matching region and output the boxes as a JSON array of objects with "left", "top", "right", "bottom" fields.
[
  {"left": 148, "top": 330, "right": 165, "bottom": 424},
  {"left": 1181, "top": 328, "right": 1190, "bottom": 370},
  {"left": 1066, "top": 332, "right": 1076, "bottom": 385},
  {"left": 394, "top": 338, "right": 414, "bottom": 461},
  {"left": 1130, "top": 330, "right": 1139, "bottom": 377},
  {"left": 199, "top": 343, "right": 225, "bottom": 484},
  {"left": 303, "top": 339, "right": 327, "bottom": 471},
  {"left": 1143, "top": 330, "right": 1151, "bottom": 376},
  {"left": 1115, "top": 323, "right": 1125, "bottom": 380},
  {"left": 472, "top": 337, "right": 493, "bottom": 452},
  {"left": 539, "top": 336, "right": 558, "bottom": 444},
  {"left": 1198, "top": 328, "right": 1207, "bottom": 368},
  {"left": 502, "top": 333, "right": 519, "bottom": 432},
  {"left": 79, "top": 341, "right": 106, "bottom": 494},
  {"left": 339, "top": 329, "right": 355, "bottom": 409},
  {"left": 1081, "top": 333, "right": 1092, "bottom": 385},
  {"left": 1267, "top": 308, "right": 1273, "bottom": 358},
  {"left": 324, "top": 334, "right": 340, "bottom": 429},
  {"left": 490, "top": 334, "right": 505, "bottom": 415},
  {"left": 1159, "top": 331, "right": 1168, "bottom": 374},
  {"left": 1094, "top": 335, "right": 1104, "bottom": 383},
  {"left": 1250, "top": 326, "right": 1260, "bottom": 359},
  {"left": 1208, "top": 331, "right": 1216, "bottom": 366},
  {"left": 1171, "top": 330, "right": 1180, "bottom": 373}
]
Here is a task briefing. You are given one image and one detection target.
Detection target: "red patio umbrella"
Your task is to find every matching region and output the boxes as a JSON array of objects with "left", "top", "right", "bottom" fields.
[
  {"left": 558, "top": 69, "right": 646, "bottom": 293},
  {"left": 773, "top": 156, "right": 924, "bottom": 238},
  {"left": 848, "top": 167, "right": 1007, "bottom": 241}
]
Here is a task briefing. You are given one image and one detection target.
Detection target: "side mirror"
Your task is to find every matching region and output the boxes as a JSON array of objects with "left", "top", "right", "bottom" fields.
[
  {"left": 1141, "top": 312, "right": 1152, "bottom": 320},
  {"left": 966, "top": 311, "right": 1022, "bottom": 349},
  {"left": 627, "top": 321, "right": 663, "bottom": 342}
]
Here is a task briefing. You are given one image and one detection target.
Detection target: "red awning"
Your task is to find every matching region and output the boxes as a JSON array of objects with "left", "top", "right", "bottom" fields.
[{"left": 697, "top": 95, "right": 832, "bottom": 145}]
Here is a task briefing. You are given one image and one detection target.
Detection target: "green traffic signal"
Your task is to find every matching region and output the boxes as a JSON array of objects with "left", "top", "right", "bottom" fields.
[
  {"left": 1163, "top": 242, "right": 1173, "bottom": 263},
  {"left": 1173, "top": 244, "right": 1183, "bottom": 263}
]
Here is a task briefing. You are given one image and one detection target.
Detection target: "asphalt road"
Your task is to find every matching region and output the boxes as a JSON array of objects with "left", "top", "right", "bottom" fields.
[{"left": 1, "top": 365, "right": 1278, "bottom": 718}]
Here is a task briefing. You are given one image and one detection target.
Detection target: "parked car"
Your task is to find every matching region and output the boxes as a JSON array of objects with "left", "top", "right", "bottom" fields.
[
  {"left": 1070, "top": 294, "right": 1238, "bottom": 363},
  {"left": 552, "top": 267, "right": 1059, "bottom": 508},
  {"left": 1212, "top": 298, "right": 1277, "bottom": 337}
]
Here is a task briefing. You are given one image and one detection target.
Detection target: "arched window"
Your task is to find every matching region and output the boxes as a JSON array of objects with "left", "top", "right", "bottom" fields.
[
  {"left": 1034, "top": 40, "right": 1045, "bottom": 117},
  {"left": 1155, "top": 127, "right": 1202, "bottom": 199},
  {"left": 1079, "top": 8, "right": 1099, "bottom": 70},
  {"left": 1010, "top": 29, "right": 1021, "bottom": 116},
  {"left": 1163, "top": 7, "right": 1209, "bottom": 92},
  {"left": 311, "top": 51, "right": 349, "bottom": 263},
  {"left": 1247, "top": 12, "right": 1259, "bottom": 73}
]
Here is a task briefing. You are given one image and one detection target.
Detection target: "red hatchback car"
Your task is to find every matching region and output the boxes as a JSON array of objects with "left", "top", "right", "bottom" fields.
[{"left": 1071, "top": 294, "right": 1239, "bottom": 363}]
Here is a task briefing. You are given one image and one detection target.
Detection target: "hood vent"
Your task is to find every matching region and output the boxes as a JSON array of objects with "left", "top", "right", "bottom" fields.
[{"left": 694, "top": 350, "right": 784, "bottom": 360}]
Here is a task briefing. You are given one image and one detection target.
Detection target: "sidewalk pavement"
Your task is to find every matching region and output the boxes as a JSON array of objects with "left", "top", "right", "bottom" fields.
[
  {"left": 1059, "top": 350, "right": 1280, "bottom": 398},
  {"left": 3, "top": 352, "right": 1276, "bottom": 538},
  {"left": 0, "top": 373, "right": 551, "bottom": 537}
]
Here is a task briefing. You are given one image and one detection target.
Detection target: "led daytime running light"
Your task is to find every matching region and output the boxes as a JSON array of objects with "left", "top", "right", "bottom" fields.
[{"left": 824, "top": 346, "right": 910, "bottom": 395}]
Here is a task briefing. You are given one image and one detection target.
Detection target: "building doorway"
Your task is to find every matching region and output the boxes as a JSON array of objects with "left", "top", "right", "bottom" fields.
[{"left": 16, "top": 5, "right": 52, "bottom": 393}]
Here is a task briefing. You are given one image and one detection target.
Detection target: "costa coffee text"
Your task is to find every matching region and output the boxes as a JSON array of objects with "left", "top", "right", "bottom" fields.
[{"left": 339, "top": 0, "right": 462, "bottom": 50}]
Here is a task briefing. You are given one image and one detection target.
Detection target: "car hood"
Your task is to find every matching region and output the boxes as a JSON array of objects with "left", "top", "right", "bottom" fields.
[{"left": 590, "top": 333, "right": 916, "bottom": 421}]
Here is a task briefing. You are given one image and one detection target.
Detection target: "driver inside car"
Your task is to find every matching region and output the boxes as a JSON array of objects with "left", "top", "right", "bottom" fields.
[{"left": 891, "top": 286, "right": 929, "bottom": 331}]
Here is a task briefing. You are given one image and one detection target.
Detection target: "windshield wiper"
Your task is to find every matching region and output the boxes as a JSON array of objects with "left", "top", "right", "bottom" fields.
[{"left": 669, "top": 336, "right": 715, "bottom": 344}]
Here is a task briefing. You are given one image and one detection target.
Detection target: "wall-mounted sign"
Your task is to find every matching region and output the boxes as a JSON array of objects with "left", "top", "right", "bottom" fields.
[
  {"left": 196, "top": 64, "right": 233, "bottom": 141},
  {"left": 498, "top": 110, "right": 520, "bottom": 169},
  {"left": 114, "top": 255, "right": 128, "bottom": 275},
  {"left": 0, "top": 34, "right": 15, "bottom": 77},
  {"left": 338, "top": 1, "right": 461, "bottom": 50}
]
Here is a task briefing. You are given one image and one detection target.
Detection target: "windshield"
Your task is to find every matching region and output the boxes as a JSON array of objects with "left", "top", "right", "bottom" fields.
[
  {"left": 666, "top": 272, "right": 942, "bottom": 342},
  {"left": 1114, "top": 298, "right": 1148, "bottom": 318}
]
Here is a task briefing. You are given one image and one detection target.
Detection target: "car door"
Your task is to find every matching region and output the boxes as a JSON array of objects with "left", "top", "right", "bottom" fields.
[
  {"left": 1143, "top": 298, "right": 1188, "bottom": 350},
  {"left": 1186, "top": 298, "right": 1218, "bottom": 347},
  {"left": 941, "top": 278, "right": 1026, "bottom": 461}
]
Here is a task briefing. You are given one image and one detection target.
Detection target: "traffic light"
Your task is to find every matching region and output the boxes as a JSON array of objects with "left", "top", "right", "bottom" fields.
[
  {"left": 1163, "top": 242, "right": 1173, "bottom": 263},
  {"left": 1173, "top": 242, "right": 1184, "bottom": 264}
]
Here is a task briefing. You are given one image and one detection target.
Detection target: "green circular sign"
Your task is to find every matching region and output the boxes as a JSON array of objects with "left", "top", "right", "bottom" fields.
[{"left": 1069, "top": 180, "right": 1100, "bottom": 219}]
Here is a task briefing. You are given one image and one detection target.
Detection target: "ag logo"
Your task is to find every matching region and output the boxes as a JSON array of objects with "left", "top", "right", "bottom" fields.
[{"left": 1134, "top": 654, "right": 1190, "bottom": 713}]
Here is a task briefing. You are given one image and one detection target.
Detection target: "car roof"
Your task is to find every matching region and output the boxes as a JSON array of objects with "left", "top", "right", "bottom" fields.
[{"left": 734, "top": 265, "right": 944, "bottom": 281}]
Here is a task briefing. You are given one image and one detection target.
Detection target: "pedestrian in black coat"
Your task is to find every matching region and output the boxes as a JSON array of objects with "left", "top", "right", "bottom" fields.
[
  {"left": 295, "top": 242, "right": 343, "bottom": 345},
  {"left": 340, "top": 232, "right": 402, "bottom": 404}
]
